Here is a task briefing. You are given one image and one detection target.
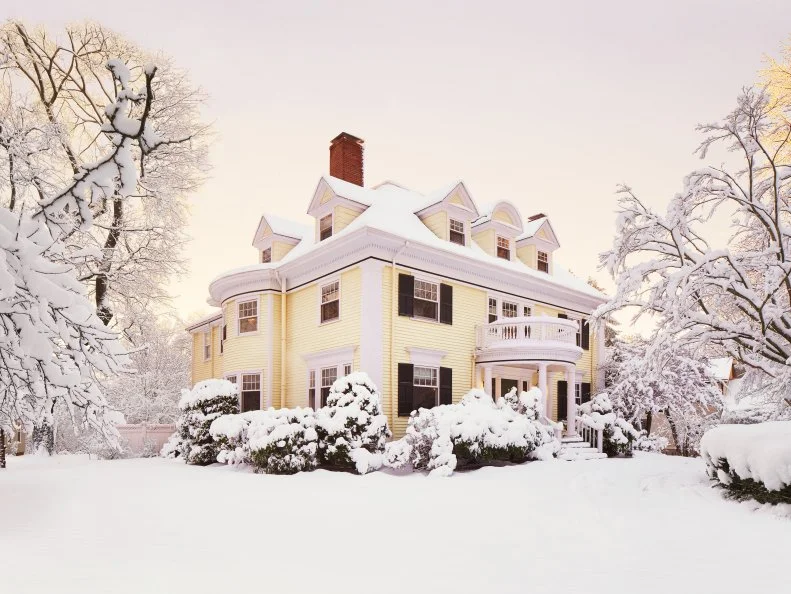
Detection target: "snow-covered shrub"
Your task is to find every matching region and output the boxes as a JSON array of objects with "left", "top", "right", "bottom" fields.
[
  {"left": 176, "top": 379, "right": 239, "bottom": 465},
  {"left": 209, "top": 411, "right": 259, "bottom": 465},
  {"left": 701, "top": 422, "right": 791, "bottom": 505},
  {"left": 578, "top": 393, "right": 641, "bottom": 457},
  {"left": 634, "top": 434, "right": 669, "bottom": 453},
  {"left": 247, "top": 408, "right": 318, "bottom": 474},
  {"left": 315, "top": 372, "right": 391, "bottom": 474},
  {"left": 384, "top": 388, "right": 559, "bottom": 476},
  {"left": 160, "top": 432, "right": 181, "bottom": 459}
]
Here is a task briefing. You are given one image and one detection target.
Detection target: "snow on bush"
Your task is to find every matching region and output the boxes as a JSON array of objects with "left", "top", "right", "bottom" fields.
[
  {"left": 577, "top": 393, "right": 641, "bottom": 457},
  {"left": 634, "top": 434, "right": 669, "bottom": 453},
  {"left": 246, "top": 408, "right": 318, "bottom": 475},
  {"left": 315, "top": 372, "right": 391, "bottom": 474},
  {"left": 701, "top": 422, "right": 791, "bottom": 504},
  {"left": 384, "top": 387, "right": 559, "bottom": 476},
  {"left": 175, "top": 379, "right": 239, "bottom": 465}
]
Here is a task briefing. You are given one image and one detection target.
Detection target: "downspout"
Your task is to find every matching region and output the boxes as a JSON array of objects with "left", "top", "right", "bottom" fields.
[
  {"left": 390, "top": 241, "right": 408, "bottom": 431},
  {"left": 275, "top": 271, "right": 287, "bottom": 409}
]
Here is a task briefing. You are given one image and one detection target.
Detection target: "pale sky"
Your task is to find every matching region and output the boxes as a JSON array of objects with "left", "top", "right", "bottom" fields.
[{"left": 5, "top": 0, "right": 791, "bottom": 321}]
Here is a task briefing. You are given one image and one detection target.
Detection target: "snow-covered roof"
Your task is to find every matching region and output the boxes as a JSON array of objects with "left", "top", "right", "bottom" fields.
[
  {"left": 518, "top": 216, "right": 547, "bottom": 240},
  {"left": 709, "top": 357, "right": 733, "bottom": 381},
  {"left": 264, "top": 213, "right": 311, "bottom": 240},
  {"left": 217, "top": 179, "right": 605, "bottom": 300},
  {"left": 185, "top": 310, "right": 222, "bottom": 332}
]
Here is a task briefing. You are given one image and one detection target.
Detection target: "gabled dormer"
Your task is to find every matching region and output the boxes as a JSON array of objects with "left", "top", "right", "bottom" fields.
[
  {"left": 471, "top": 201, "right": 523, "bottom": 261},
  {"left": 414, "top": 181, "right": 479, "bottom": 247},
  {"left": 252, "top": 214, "right": 308, "bottom": 263},
  {"left": 516, "top": 213, "right": 560, "bottom": 274}
]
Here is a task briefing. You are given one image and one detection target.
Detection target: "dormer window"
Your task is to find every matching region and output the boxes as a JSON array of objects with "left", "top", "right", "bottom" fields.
[
  {"left": 538, "top": 250, "right": 549, "bottom": 273},
  {"left": 449, "top": 219, "right": 465, "bottom": 246},
  {"left": 496, "top": 236, "right": 510, "bottom": 260},
  {"left": 320, "top": 214, "right": 333, "bottom": 241},
  {"left": 260, "top": 248, "right": 271, "bottom": 263}
]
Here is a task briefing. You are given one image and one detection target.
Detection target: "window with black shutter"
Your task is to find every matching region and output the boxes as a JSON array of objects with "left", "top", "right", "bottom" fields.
[
  {"left": 440, "top": 367, "right": 452, "bottom": 405},
  {"left": 557, "top": 380, "right": 568, "bottom": 422},
  {"left": 439, "top": 284, "right": 453, "bottom": 325},
  {"left": 398, "top": 363, "right": 414, "bottom": 416},
  {"left": 581, "top": 319, "right": 590, "bottom": 350},
  {"left": 398, "top": 274, "right": 414, "bottom": 317}
]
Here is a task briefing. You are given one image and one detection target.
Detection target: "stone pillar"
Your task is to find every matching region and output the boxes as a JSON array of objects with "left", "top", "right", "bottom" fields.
[
  {"left": 538, "top": 363, "right": 548, "bottom": 418},
  {"left": 566, "top": 366, "right": 577, "bottom": 436}
]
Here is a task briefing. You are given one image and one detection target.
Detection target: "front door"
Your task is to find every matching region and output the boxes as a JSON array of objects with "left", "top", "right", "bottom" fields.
[{"left": 501, "top": 379, "right": 519, "bottom": 398}]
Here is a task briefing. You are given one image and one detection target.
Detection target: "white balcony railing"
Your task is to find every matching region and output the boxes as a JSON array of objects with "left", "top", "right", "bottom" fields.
[{"left": 476, "top": 316, "right": 579, "bottom": 350}]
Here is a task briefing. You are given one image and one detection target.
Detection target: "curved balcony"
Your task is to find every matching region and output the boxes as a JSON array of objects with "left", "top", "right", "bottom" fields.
[{"left": 475, "top": 316, "right": 583, "bottom": 365}]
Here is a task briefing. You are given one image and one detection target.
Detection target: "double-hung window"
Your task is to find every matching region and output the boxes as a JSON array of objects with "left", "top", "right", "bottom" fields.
[
  {"left": 524, "top": 305, "right": 532, "bottom": 317},
  {"left": 320, "top": 214, "right": 333, "bottom": 241},
  {"left": 308, "top": 370, "right": 316, "bottom": 409},
  {"left": 220, "top": 324, "right": 227, "bottom": 355},
  {"left": 496, "top": 236, "right": 510, "bottom": 260},
  {"left": 203, "top": 331, "right": 211, "bottom": 360},
  {"left": 449, "top": 219, "right": 465, "bottom": 246},
  {"left": 238, "top": 300, "right": 258, "bottom": 333},
  {"left": 488, "top": 298, "right": 498, "bottom": 323},
  {"left": 241, "top": 373, "right": 261, "bottom": 412},
  {"left": 413, "top": 279, "right": 439, "bottom": 321},
  {"left": 502, "top": 302, "right": 518, "bottom": 318},
  {"left": 320, "top": 366, "right": 338, "bottom": 407},
  {"left": 320, "top": 281, "right": 340, "bottom": 323},
  {"left": 538, "top": 251, "right": 549, "bottom": 273},
  {"left": 343, "top": 363, "right": 352, "bottom": 376},
  {"left": 575, "top": 383, "right": 582, "bottom": 405},
  {"left": 413, "top": 366, "right": 439, "bottom": 409},
  {"left": 261, "top": 248, "right": 271, "bottom": 263}
]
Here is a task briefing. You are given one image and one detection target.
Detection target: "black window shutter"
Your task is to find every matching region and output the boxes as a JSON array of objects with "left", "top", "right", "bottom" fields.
[
  {"left": 581, "top": 319, "right": 590, "bottom": 350},
  {"left": 439, "top": 284, "right": 453, "bottom": 325},
  {"left": 398, "top": 363, "right": 414, "bottom": 416},
  {"left": 440, "top": 367, "right": 452, "bottom": 405},
  {"left": 557, "top": 380, "right": 568, "bottom": 422},
  {"left": 581, "top": 382, "right": 591, "bottom": 404},
  {"left": 558, "top": 313, "right": 568, "bottom": 319},
  {"left": 398, "top": 274, "right": 414, "bottom": 317}
]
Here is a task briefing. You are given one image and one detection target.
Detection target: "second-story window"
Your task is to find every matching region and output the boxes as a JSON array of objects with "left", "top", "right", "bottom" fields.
[
  {"left": 488, "top": 298, "right": 498, "bottom": 323},
  {"left": 320, "top": 214, "right": 333, "bottom": 241},
  {"left": 261, "top": 248, "right": 271, "bottom": 263},
  {"left": 414, "top": 279, "right": 439, "bottom": 321},
  {"left": 502, "top": 302, "right": 518, "bottom": 318},
  {"left": 497, "top": 236, "right": 510, "bottom": 260},
  {"left": 321, "top": 281, "right": 340, "bottom": 323},
  {"left": 524, "top": 305, "right": 532, "bottom": 317},
  {"left": 449, "top": 219, "right": 465, "bottom": 246},
  {"left": 238, "top": 299, "right": 258, "bottom": 333},
  {"left": 203, "top": 331, "right": 211, "bottom": 360},
  {"left": 538, "top": 250, "right": 549, "bottom": 273}
]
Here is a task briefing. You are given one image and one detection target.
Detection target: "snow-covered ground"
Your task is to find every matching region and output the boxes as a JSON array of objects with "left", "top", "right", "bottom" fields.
[{"left": 2, "top": 454, "right": 789, "bottom": 594}]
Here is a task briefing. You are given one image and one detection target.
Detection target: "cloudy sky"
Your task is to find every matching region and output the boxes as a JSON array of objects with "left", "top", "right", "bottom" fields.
[{"left": 5, "top": 0, "right": 791, "bottom": 320}]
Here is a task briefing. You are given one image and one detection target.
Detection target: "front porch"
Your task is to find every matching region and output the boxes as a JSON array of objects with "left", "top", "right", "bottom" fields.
[{"left": 474, "top": 316, "right": 589, "bottom": 435}]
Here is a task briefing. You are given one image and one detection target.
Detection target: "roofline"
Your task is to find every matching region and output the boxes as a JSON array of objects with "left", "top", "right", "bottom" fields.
[{"left": 185, "top": 312, "right": 222, "bottom": 332}]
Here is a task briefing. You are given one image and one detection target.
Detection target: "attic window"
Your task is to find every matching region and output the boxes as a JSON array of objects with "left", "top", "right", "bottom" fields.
[
  {"left": 496, "top": 236, "right": 510, "bottom": 260},
  {"left": 538, "top": 251, "right": 549, "bottom": 273},
  {"left": 449, "top": 219, "right": 465, "bottom": 246},
  {"left": 320, "top": 214, "right": 333, "bottom": 241},
  {"left": 261, "top": 248, "right": 271, "bottom": 263}
]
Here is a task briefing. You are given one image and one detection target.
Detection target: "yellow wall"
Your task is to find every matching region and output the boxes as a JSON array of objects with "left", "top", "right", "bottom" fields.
[
  {"left": 284, "top": 267, "right": 362, "bottom": 408},
  {"left": 421, "top": 211, "right": 448, "bottom": 241},
  {"left": 191, "top": 324, "right": 220, "bottom": 385},
  {"left": 272, "top": 241, "right": 295, "bottom": 262},
  {"left": 472, "top": 228, "right": 495, "bottom": 256},
  {"left": 516, "top": 244, "right": 536, "bottom": 269},
  {"left": 380, "top": 265, "right": 487, "bottom": 436},
  {"left": 333, "top": 205, "right": 359, "bottom": 234},
  {"left": 493, "top": 209, "right": 514, "bottom": 225}
]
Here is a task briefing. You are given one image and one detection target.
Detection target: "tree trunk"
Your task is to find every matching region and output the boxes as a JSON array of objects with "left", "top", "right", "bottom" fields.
[
  {"left": 1, "top": 429, "right": 6, "bottom": 469},
  {"left": 645, "top": 410, "right": 653, "bottom": 435},
  {"left": 665, "top": 408, "right": 683, "bottom": 456},
  {"left": 95, "top": 197, "right": 124, "bottom": 326}
]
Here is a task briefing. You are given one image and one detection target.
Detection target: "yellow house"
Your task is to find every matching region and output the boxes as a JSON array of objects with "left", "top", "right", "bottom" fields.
[{"left": 187, "top": 132, "right": 607, "bottom": 437}]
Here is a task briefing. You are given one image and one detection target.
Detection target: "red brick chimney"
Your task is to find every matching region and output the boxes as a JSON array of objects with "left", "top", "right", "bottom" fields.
[{"left": 329, "top": 132, "right": 364, "bottom": 186}]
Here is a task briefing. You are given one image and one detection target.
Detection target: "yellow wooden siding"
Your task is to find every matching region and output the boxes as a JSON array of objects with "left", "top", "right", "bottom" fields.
[
  {"left": 319, "top": 188, "right": 333, "bottom": 204},
  {"left": 271, "top": 293, "right": 282, "bottom": 408},
  {"left": 221, "top": 295, "right": 269, "bottom": 383},
  {"left": 420, "top": 211, "right": 448, "bottom": 241},
  {"left": 493, "top": 209, "right": 515, "bottom": 225},
  {"left": 284, "top": 267, "right": 362, "bottom": 408},
  {"left": 472, "top": 228, "right": 495, "bottom": 256},
  {"left": 448, "top": 191, "right": 464, "bottom": 206},
  {"left": 516, "top": 244, "right": 536, "bottom": 269},
  {"left": 272, "top": 241, "right": 295, "bottom": 262},
  {"left": 381, "top": 265, "right": 487, "bottom": 437},
  {"left": 191, "top": 329, "right": 214, "bottom": 385},
  {"left": 333, "top": 205, "right": 360, "bottom": 234}
]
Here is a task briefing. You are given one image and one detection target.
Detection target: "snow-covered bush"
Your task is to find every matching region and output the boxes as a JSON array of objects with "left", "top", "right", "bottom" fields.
[
  {"left": 246, "top": 408, "right": 318, "bottom": 475},
  {"left": 578, "top": 393, "right": 641, "bottom": 457},
  {"left": 176, "top": 379, "right": 239, "bottom": 465},
  {"left": 634, "top": 434, "right": 669, "bottom": 453},
  {"left": 315, "top": 372, "right": 391, "bottom": 474},
  {"left": 701, "top": 422, "right": 791, "bottom": 505},
  {"left": 384, "top": 388, "right": 559, "bottom": 476}
]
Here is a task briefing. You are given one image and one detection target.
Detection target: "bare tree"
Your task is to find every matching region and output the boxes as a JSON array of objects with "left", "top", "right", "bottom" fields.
[{"left": 0, "top": 21, "right": 210, "bottom": 331}]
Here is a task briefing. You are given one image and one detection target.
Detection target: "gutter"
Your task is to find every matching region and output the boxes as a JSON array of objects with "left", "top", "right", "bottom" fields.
[{"left": 274, "top": 270, "right": 287, "bottom": 409}]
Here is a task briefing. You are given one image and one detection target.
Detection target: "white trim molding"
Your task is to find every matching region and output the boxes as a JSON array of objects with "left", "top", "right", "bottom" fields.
[
  {"left": 302, "top": 345, "right": 357, "bottom": 369},
  {"left": 407, "top": 347, "right": 448, "bottom": 368}
]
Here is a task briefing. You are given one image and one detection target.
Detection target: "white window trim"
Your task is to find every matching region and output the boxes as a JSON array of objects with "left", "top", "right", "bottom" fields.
[
  {"left": 407, "top": 346, "right": 447, "bottom": 368},
  {"left": 448, "top": 218, "right": 466, "bottom": 246},
  {"left": 413, "top": 364, "right": 440, "bottom": 408},
  {"left": 486, "top": 293, "right": 537, "bottom": 321},
  {"left": 343, "top": 362, "right": 352, "bottom": 376},
  {"left": 318, "top": 276, "right": 341, "bottom": 325},
  {"left": 260, "top": 246, "right": 272, "bottom": 264},
  {"left": 319, "top": 213, "right": 334, "bottom": 241},
  {"left": 496, "top": 235, "right": 512, "bottom": 260},
  {"left": 537, "top": 249, "right": 550, "bottom": 272},
  {"left": 302, "top": 346, "right": 357, "bottom": 410},
  {"left": 203, "top": 330, "right": 211, "bottom": 361},
  {"left": 239, "top": 370, "right": 263, "bottom": 411},
  {"left": 413, "top": 276, "right": 440, "bottom": 323},
  {"left": 237, "top": 298, "right": 259, "bottom": 335}
]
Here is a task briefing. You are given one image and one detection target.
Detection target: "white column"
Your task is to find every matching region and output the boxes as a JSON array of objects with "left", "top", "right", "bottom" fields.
[
  {"left": 538, "top": 363, "right": 548, "bottom": 418},
  {"left": 483, "top": 366, "right": 493, "bottom": 396},
  {"left": 566, "top": 366, "right": 577, "bottom": 436},
  {"left": 359, "top": 260, "right": 385, "bottom": 391},
  {"left": 595, "top": 320, "right": 607, "bottom": 393}
]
